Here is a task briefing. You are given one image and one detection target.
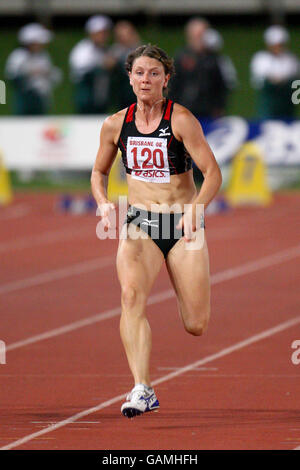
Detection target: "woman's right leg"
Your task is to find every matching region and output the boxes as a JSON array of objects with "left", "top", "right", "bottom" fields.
[{"left": 116, "top": 227, "right": 164, "bottom": 387}]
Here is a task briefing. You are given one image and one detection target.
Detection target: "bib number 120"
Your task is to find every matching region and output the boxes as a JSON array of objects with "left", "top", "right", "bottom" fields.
[{"left": 131, "top": 147, "right": 165, "bottom": 170}]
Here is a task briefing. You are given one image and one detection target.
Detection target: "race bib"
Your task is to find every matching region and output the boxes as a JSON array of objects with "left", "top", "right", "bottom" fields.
[{"left": 127, "top": 136, "right": 170, "bottom": 183}]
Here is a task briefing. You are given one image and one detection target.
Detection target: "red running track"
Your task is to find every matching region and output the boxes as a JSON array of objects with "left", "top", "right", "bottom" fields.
[{"left": 0, "top": 191, "right": 300, "bottom": 450}]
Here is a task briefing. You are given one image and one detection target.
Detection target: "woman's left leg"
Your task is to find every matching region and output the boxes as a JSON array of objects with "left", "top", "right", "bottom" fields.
[{"left": 166, "top": 236, "right": 211, "bottom": 336}]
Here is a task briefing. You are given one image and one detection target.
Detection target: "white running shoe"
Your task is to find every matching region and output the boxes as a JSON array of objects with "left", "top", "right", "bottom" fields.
[{"left": 121, "top": 384, "right": 160, "bottom": 418}]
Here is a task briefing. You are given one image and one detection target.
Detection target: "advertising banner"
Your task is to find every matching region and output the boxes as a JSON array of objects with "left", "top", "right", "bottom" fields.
[{"left": 1, "top": 115, "right": 300, "bottom": 171}]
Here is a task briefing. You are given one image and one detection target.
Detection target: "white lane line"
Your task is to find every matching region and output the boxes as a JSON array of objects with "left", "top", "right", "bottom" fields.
[
  {"left": 5, "top": 243, "right": 300, "bottom": 352},
  {"left": 157, "top": 367, "right": 219, "bottom": 371},
  {"left": 210, "top": 243, "right": 300, "bottom": 284},
  {"left": 0, "top": 256, "right": 115, "bottom": 295},
  {"left": 2, "top": 240, "right": 300, "bottom": 297},
  {"left": 6, "top": 290, "right": 172, "bottom": 352},
  {"left": 1, "top": 314, "right": 300, "bottom": 451},
  {"left": 0, "top": 226, "right": 92, "bottom": 254},
  {"left": 6, "top": 306, "right": 121, "bottom": 352},
  {"left": 31, "top": 421, "right": 100, "bottom": 425}
]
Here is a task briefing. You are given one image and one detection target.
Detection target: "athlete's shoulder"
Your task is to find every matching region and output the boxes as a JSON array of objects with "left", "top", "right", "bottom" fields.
[
  {"left": 103, "top": 108, "right": 126, "bottom": 129},
  {"left": 171, "top": 102, "right": 202, "bottom": 140},
  {"left": 172, "top": 102, "right": 197, "bottom": 122},
  {"left": 100, "top": 107, "right": 128, "bottom": 144}
]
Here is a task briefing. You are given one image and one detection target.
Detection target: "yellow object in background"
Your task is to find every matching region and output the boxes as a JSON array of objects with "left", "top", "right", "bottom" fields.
[
  {"left": 0, "top": 153, "right": 13, "bottom": 205},
  {"left": 226, "top": 141, "right": 272, "bottom": 206},
  {"left": 107, "top": 150, "right": 128, "bottom": 203}
]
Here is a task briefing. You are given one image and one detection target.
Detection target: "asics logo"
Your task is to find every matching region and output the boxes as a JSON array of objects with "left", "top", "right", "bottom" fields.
[
  {"left": 141, "top": 218, "right": 159, "bottom": 227},
  {"left": 158, "top": 126, "right": 171, "bottom": 137}
]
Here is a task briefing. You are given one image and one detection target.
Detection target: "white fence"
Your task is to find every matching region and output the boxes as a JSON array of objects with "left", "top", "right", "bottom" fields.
[
  {"left": 1, "top": 114, "right": 300, "bottom": 166},
  {"left": 1, "top": 115, "right": 300, "bottom": 189}
]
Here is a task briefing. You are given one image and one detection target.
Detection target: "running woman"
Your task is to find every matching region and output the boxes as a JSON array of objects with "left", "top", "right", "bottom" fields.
[{"left": 91, "top": 44, "right": 222, "bottom": 418}]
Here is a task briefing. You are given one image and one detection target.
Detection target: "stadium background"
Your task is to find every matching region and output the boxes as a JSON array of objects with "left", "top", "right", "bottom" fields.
[
  {"left": 1, "top": 3, "right": 300, "bottom": 190},
  {"left": 1, "top": 5, "right": 300, "bottom": 119}
]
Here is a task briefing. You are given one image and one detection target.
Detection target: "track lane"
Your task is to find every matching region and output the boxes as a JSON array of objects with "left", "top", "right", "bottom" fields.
[
  {"left": 0, "top": 191, "right": 299, "bottom": 450},
  {"left": 0, "top": 253, "right": 299, "bottom": 448},
  {"left": 1, "top": 315, "right": 299, "bottom": 450}
]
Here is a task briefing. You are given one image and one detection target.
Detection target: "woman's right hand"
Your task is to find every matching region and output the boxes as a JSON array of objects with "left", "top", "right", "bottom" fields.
[{"left": 97, "top": 200, "right": 116, "bottom": 231}]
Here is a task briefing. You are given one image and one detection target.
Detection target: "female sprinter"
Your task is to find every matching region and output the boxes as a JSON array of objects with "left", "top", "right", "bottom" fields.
[{"left": 91, "top": 44, "right": 222, "bottom": 418}]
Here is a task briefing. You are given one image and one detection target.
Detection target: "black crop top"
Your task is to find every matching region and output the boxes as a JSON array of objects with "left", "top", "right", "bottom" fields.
[{"left": 117, "top": 99, "right": 192, "bottom": 184}]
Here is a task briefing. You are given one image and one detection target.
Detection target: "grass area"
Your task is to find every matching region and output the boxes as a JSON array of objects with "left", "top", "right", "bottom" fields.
[
  {"left": 1, "top": 24, "right": 300, "bottom": 118},
  {"left": 10, "top": 170, "right": 92, "bottom": 193},
  {"left": 282, "top": 179, "right": 300, "bottom": 190}
]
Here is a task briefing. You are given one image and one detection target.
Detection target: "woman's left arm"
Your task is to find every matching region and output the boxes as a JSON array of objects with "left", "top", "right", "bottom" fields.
[
  {"left": 173, "top": 105, "right": 223, "bottom": 240},
  {"left": 173, "top": 104, "right": 222, "bottom": 208}
]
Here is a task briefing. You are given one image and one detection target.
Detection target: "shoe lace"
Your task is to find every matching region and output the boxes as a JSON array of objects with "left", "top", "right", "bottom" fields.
[{"left": 127, "top": 388, "right": 149, "bottom": 402}]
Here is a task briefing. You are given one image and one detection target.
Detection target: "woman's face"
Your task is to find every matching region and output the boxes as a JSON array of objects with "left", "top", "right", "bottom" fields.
[{"left": 129, "top": 56, "right": 169, "bottom": 101}]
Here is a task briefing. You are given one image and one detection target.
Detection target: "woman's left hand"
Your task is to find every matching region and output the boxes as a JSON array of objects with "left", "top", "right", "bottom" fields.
[{"left": 176, "top": 203, "right": 203, "bottom": 242}]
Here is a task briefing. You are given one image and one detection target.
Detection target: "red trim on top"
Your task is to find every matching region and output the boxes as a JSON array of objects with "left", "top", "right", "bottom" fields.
[
  {"left": 164, "top": 100, "right": 172, "bottom": 121},
  {"left": 167, "top": 155, "right": 178, "bottom": 175},
  {"left": 167, "top": 135, "right": 174, "bottom": 149},
  {"left": 126, "top": 103, "right": 136, "bottom": 123},
  {"left": 119, "top": 136, "right": 128, "bottom": 167},
  {"left": 166, "top": 136, "right": 178, "bottom": 175},
  {"left": 119, "top": 136, "right": 126, "bottom": 152}
]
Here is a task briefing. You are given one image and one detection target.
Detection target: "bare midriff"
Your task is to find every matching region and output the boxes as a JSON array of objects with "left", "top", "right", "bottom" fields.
[{"left": 127, "top": 169, "right": 197, "bottom": 213}]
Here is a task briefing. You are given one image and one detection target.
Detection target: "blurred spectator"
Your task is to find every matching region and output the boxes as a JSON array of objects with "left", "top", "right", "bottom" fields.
[
  {"left": 250, "top": 25, "right": 300, "bottom": 119},
  {"left": 69, "top": 15, "right": 115, "bottom": 114},
  {"left": 109, "top": 21, "right": 141, "bottom": 109},
  {"left": 203, "top": 28, "right": 238, "bottom": 92},
  {"left": 5, "top": 23, "right": 62, "bottom": 115},
  {"left": 170, "top": 17, "right": 228, "bottom": 118}
]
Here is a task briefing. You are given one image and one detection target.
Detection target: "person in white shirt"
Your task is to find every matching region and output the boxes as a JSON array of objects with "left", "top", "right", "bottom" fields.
[
  {"left": 5, "top": 23, "right": 62, "bottom": 115},
  {"left": 69, "top": 15, "right": 116, "bottom": 114},
  {"left": 250, "top": 25, "right": 300, "bottom": 119}
]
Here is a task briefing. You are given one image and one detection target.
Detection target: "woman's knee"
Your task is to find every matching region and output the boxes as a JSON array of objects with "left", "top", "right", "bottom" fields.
[
  {"left": 183, "top": 308, "right": 210, "bottom": 336},
  {"left": 121, "top": 284, "right": 145, "bottom": 310}
]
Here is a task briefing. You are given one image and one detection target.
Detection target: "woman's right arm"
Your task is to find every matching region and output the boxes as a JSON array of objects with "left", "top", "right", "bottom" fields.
[{"left": 90, "top": 113, "right": 122, "bottom": 226}]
